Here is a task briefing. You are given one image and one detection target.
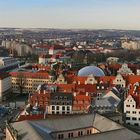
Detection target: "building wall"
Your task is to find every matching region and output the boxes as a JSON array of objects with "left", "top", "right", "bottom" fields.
[
  {"left": 113, "top": 74, "right": 126, "bottom": 87},
  {"left": 122, "top": 41, "right": 140, "bottom": 50},
  {"left": 52, "top": 127, "right": 100, "bottom": 139},
  {"left": 0, "top": 76, "right": 11, "bottom": 100},
  {"left": 48, "top": 105, "right": 72, "bottom": 114},
  {"left": 39, "top": 58, "right": 46, "bottom": 64},
  {"left": 117, "top": 64, "right": 134, "bottom": 75},
  {"left": 6, "top": 127, "right": 15, "bottom": 140},
  {"left": 124, "top": 95, "right": 140, "bottom": 126},
  {"left": 12, "top": 76, "right": 49, "bottom": 94}
]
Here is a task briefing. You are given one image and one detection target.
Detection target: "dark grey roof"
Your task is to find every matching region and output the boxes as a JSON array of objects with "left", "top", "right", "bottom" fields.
[
  {"left": 30, "top": 114, "right": 96, "bottom": 132},
  {"left": 10, "top": 114, "right": 139, "bottom": 140},
  {"left": 50, "top": 92, "right": 73, "bottom": 101},
  {"left": 93, "top": 97, "right": 119, "bottom": 107},
  {"left": 70, "top": 128, "right": 140, "bottom": 140},
  {"left": 11, "top": 121, "right": 43, "bottom": 140}
]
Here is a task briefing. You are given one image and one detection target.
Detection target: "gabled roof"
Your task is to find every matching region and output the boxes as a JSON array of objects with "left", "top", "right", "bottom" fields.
[{"left": 10, "top": 113, "right": 125, "bottom": 140}]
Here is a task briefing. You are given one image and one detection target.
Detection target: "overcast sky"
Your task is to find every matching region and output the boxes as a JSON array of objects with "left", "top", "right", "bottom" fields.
[{"left": 0, "top": 0, "right": 140, "bottom": 29}]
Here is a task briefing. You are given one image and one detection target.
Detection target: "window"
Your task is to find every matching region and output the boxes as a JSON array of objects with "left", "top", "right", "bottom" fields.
[
  {"left": 62, "top": 106, "right": 65, "bottom": 110},
  {"left": 132, "top": 111, "right": 136, "bottom": 114},
  {"left": 67, "top": 106, "right": 70, "bottom": 111},
  {"left": 132, "top": 105, "right": 135, "bottom": 107},
  {"left": 126, "top": 105, "right": 130, "bottom": 107},
  {"left": 68, "top": 133, "right": 73, "bottom": 138},
  {"left": 78, "top": 131, "right": 83, "bottom": 136},
  {"left": 126, "top": 111, "right": 130, "bottom": 113},
  {"left": 52, "top": 106, "right": 55, "bottom": 110},
  {"left": 89, "top": 130, "right": 92, "bottom": 134},
  {"left": 132, "top": 117, "right": 137, "bottom": 120},
  {"left": 126, "top": 117, "right": 130, "bottom": 120},
  {"left": 62, "top": 112, "right": 65, "bottom": 114},
  {"left": 87, "top": 130, "right": 90, "bottom": 135},
  {"left": 134, "top": 123, "right": 139, "bottom": 126},
  {"left": 56, "top": 106, "right": 59, "bottom": 110},
  {"left": 78, "top": 131, "right": 80, "bottom": 136},
  {"left": 58, "top": 134, "right": 64, "bottom": 139},
  {"left": 80, "top": 131, "right": 83, "bottom": 136}
]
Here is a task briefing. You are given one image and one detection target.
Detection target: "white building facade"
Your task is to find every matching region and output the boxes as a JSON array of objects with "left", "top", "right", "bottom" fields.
[
  {"left": 0, "top": 74, "right": 12, "bottom": 101},
  {"left": 124, "top": 95, "right": 140, "bottom": 126}
]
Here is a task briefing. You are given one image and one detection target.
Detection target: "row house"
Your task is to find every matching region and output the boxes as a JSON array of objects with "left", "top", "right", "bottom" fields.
[
  {"left": 112, "top": 74, "right": 126, "bottom": 88},
  {"left": 10, "top": 62, "right": 138, "bottom": 96},
  {"left": 48, "top": 92, "right": 73, "bottom": 115},
  {"left": 92, "top": 89, "right": 121, "bottom": 114},
  {"left": 27, "top": 90, "right": 91, "bottom": 116},
  {"left": 73, "top": 92, "right": 91, "bottom": 114},
  {"left": 117, "top": 63, "right": 134, "bottom": 75},
  {"left": 124, "top": 94, "right": 140, "bottom": 126},
  {"left": 124, "top": 75, "right": 140, "bottom": 126}
]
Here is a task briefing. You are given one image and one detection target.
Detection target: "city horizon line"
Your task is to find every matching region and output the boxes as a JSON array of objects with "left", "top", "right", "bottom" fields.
[{"left": 0, "top": 27, "right": 140, "bottom": 31}]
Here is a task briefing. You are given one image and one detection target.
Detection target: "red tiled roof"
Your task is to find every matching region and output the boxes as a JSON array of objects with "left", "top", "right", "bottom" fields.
[
  {"left": 126, "top": 75, "right": 140, "bottom": 85},
  {"left": 73, "top": 94, "right": 90, "bottom": 101},
  {"left": 132, "top": 94, "right": 140, "bottom": 109},
  {"left": 76, "top": 84, "right": 96, "bottom": 93},
  {"left": 10, "top": 71, "right": 49, "bottom": 79},
  {"left": 50, "top": 45, "right": 64, "bottom": 50},
  {"left": 97, "top": 76, "right": 116, "bottom": 84},
  {"left": 74, "top": 76, "right": 88, "bottom": 84}
]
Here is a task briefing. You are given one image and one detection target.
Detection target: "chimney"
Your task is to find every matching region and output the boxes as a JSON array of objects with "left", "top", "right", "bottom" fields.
[
  {"left": 38, "top": 90, "right": 41, "bottom": 94},
  {"left": 73, "top": 92, "right": 76, "bottom": 96},
  {"left": 86, "top": 92, "right": 89, "bottom": 96},
  {"left": 44, "top": 90, "right": 46, "bottom": 94}
]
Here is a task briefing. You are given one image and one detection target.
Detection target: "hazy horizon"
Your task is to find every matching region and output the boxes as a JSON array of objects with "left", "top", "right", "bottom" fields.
[{"left": 0, "top": 0, "right": 140, "bottom": 30}]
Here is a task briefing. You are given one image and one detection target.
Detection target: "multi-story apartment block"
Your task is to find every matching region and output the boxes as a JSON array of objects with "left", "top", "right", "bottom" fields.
[{"left": 10, "top": 71, "right": 50, "bottom": 94}]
